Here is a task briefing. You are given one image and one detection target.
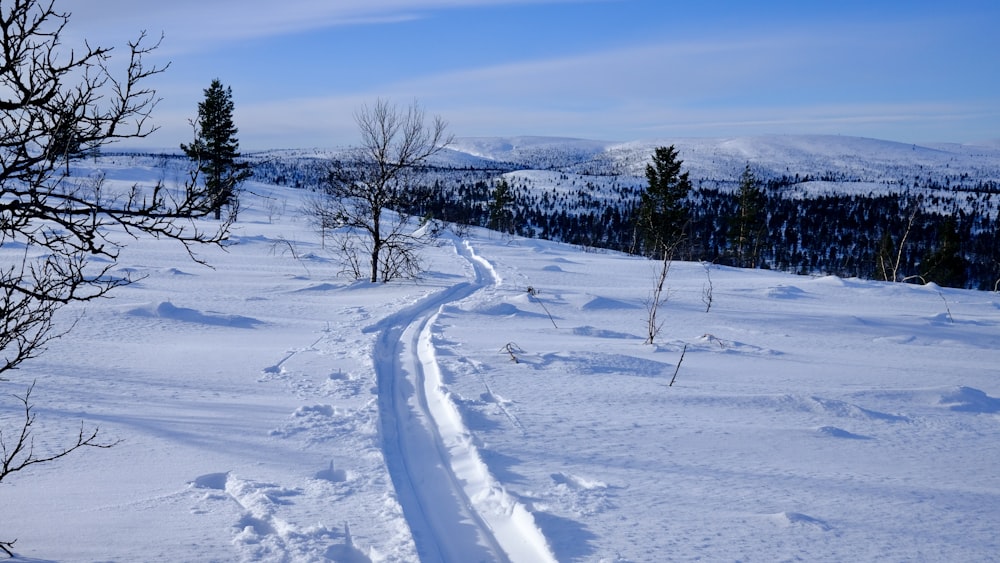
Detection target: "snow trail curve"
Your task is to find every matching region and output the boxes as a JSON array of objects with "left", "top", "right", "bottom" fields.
[{"left": 367, "top": 237, "right": 555, "bottom": 563}]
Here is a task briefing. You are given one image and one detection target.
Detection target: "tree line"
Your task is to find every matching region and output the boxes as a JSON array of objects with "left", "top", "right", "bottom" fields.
[{"left": 255, "top": 146, "right": 1000, "bottom": 290}]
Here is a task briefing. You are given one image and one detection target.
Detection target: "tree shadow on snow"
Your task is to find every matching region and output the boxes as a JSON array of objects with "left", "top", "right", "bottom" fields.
[
  {"left": 478, "top": 448, "right": 529, "bottom": 484},
  {"left": 532, "top": 511, "right": 599, "bottom": 562}
]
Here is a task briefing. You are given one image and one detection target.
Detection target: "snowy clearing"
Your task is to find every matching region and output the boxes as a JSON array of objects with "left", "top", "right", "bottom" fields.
[{"left": 2, "top": 160, "right": 999, "bottom": 562}]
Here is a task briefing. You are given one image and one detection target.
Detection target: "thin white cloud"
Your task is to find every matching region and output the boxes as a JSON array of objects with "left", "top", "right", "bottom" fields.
[
  {"left": 64, "top": 0, "right": 611, "bottom": 54},
  {"left": 356, "top": 32, "right": 842, "bottom": 113},
  {"left": 82, "top": 3, "right": 996, "bottom": 148}
]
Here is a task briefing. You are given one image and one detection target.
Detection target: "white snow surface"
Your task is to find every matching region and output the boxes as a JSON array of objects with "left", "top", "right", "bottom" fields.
[{"left": 2, "top": 159, "right": 1000, "bottom": 562}]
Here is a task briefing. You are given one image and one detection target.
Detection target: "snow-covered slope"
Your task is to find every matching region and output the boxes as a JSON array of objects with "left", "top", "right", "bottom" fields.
[
  {"left": 445, "top": 134, "right": 1000, "bottom": 184},
  {"left": 240, "top": 134, "right": 1000, "bottom": 185},
  {"left": 2, "top": 157, "right": 999, "bottom": 562}
]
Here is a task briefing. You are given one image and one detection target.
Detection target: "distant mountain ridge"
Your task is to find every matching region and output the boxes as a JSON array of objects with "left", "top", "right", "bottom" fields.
[{"left": 442, "top": 134, "right": 1000, "bottom": 184}]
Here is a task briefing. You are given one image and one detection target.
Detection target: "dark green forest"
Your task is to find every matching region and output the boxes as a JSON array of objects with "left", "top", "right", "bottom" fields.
[{"left": 248, "top": 152, "right": 1000, "bottom": 290}]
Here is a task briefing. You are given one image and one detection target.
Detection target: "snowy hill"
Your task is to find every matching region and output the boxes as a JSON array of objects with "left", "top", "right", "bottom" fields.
[
  {"left": 447, "top": 136, "right": 613, "bottom": 170},
  {"left": 445, "top": 134, "right": 1000, "bottom": 184},
  {"left": 244, "top": 133, "right": 1000, "bottom": 200},
  {"left": 2, "top": 156, "right": 999, "bottom": 561}
]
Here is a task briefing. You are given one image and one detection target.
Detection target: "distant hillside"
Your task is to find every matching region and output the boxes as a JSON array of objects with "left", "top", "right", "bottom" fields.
[
  {"left": 110, "top": 134, "right": 1000, "bottom": 288},
  {"left": 428, "top": 135, "right": 1000, "bottom": 288},
  {"left": 445, "top": 134, "right": 1000, "bottom": 186}
]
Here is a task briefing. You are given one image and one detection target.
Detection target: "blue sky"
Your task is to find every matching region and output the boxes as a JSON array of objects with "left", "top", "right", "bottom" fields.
[{"left": 67, "top": 0, "right": 999, "bottom": 150}]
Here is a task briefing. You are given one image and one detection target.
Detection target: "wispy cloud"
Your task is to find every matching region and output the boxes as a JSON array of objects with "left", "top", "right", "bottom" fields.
[
  {"left": 65, "top": 1, "right": 998, "bottom": 148},
  {"left": 65, "top": 0, "right": 604, "bottom": 53}
]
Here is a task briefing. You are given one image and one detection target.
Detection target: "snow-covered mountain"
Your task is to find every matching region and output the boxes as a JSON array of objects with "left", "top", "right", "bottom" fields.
[
  {"left": 238, "top": 133, "right": 1000, "bottom": 193},
  {"left": 444, "top": 134, "right": 1000, "bottom": 184}
]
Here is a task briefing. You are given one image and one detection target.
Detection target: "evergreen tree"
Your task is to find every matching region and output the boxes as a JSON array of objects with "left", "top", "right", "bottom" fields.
[
  {"left": 635, "top": 145, "right": 692, "bottom": 257},
  {"left": 181, "top": 79, "right": 250, "bottom": 220},
  {"left": 488, "top": 177, "right": 515, "bottom": 234},
  {"left": 921, "top": 216, "right": 968, "bottom": 287},
  {"left": 728, "top": 164, "right": 766, "bottom": 268}
]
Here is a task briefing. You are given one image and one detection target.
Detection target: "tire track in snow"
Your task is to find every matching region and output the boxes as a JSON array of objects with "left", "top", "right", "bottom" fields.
[{"left": 367, "top": 237, "right": 555, "bottom": 563}]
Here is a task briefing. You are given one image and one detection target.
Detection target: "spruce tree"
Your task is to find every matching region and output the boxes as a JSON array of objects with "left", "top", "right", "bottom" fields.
[
  {"left": 728, "top": 164, "right": 766, "bottom": 268},
  {"left": 488, "top": 177, "right": 515, "bottom": 234},
  {"left": 921, "top": 216, "right": 968, "bottom": 287},
  {"left": 635, "top": 145, "right": 692, "bottom": 257},
  {"left": 182, "top": 79, "right": 250, "bottom": 219}
]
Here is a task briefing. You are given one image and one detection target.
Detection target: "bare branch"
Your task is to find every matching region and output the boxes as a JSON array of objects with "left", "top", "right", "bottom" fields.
[
  {"left": 1, "top": 1, "right": 229, "bottom": 381},
  {"left": 1, "top": 381, "right": 119, "bottom": 485},
  {"left": 312, "top": 99, "right": 452, "bottom": 282},
  {"left": 668, "top": 344, "right": 687, "bottom": 387}
]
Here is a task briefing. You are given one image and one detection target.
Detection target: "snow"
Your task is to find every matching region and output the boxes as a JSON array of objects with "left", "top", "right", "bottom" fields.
[{"left": 2, "top": 158, "right": 1000, "bottom": 562}]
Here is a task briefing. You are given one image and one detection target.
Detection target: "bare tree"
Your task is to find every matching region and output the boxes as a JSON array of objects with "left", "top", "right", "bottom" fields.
[
  {"left": 877, "top": 204, "right": 919, "bottom": 282},
  {"left": 645, "top": 241, "right": 680, "bottom": 345},
  {"left": 314, "top": 99, "right": 453, "bottom": 282},
  {"left": 701, "top": 261, "right": 714, "bottom": 313},
  {"left": 1, "top": 0, "right": 230, "bottom": 551}
]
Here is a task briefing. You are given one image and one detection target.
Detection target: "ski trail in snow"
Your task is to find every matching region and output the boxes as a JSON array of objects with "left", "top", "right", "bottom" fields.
[{"left": 368, "top": 236, "right": 555, "bottom": 563}]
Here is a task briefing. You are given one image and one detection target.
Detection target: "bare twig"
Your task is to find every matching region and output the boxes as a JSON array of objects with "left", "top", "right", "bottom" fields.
[
  {"left": 645, "top": 243, "right": 676, "bottom": 344},
  {"left": 879, "top": 204, "right": 919, "bottom": 282},
  {"left": 937, "top": 290, "right": 954, "bottom": 323},
  {"left": 669, "top": 344, "right": 688, "bottom": 387},
  {"left": 701, "top": 261, "right": 714, "bottom": 313},
  {"left": 1, "top": 382, "right": 121, "bottom": 486},
  {"left": 526, "top": 287, "right": 558, "bottom": 329},
  {"left": 501, "top": 342, "right": 521, "bottom": 363}
]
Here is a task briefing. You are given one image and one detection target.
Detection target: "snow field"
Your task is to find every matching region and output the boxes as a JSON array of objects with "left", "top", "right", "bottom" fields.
[{"left": 1, "top": 169, "right": 999, "bottom": 562}]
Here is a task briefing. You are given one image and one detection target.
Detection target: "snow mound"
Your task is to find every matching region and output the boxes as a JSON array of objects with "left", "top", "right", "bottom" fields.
[
  {"left": 128, "top": 301, "right": 264, "bottom": 328},
  {"left": 191, "top": 472, "right": 230, "bottom": 490},
  {"left": 315, "top": 461, "right": 349, "bottom": 483},
  {"left": 770, "top": 511, "right": 832, "bottom": 531},
  {"left": 572, "top": 325, "right": 642, "bottom": 340},
  {"left": 806, "top": 396, "right": 908, "bottom": 422},
  {"left": 939, "top": 386, "right": 1000, "bottom": 413},
  {"left": 581, "top": 296, "right": 641, "bottom": 310},
  {"left": 766, "top": 285, "right": 810, "bottom": 299},
  {"left": 551, "top": 472, "right": 609, "bottom": 491},
  {"left": 816, "top": 426, "right": 872, "bottom": 440}
]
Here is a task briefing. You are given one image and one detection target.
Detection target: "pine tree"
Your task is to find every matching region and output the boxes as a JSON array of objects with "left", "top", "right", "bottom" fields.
[
  {"left": 488, "top": 177, "right": 515, "bottom": 234},
  {"left": 728, "top": 164, "right": 766, "bottom": 268},
  {"left": 921, "top": 216, "right": 968, "bottom": 287},
  {"left": 635, "top": 145, "right": 692, "bottom": 257},
  {"left": 181, "top": 79, "right": 250, "bottom": 219}
]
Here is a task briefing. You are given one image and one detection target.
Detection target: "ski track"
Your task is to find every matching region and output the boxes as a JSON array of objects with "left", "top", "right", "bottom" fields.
[{"left": 368, "top": 236, "right": 556, "bottom": 563}]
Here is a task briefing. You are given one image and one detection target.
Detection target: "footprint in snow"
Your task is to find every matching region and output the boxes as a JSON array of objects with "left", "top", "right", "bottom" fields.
[{"left": 191, "top": 472, "right": 230, "bottom": 490}]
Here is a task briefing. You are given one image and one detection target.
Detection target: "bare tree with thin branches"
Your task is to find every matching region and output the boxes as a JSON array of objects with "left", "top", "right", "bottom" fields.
[
  {"left": 877, "top": 203, "right": 920, "bottom": 282},
  {"left": 311, "top": 99, "right": 453, "bottom": 283}
]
